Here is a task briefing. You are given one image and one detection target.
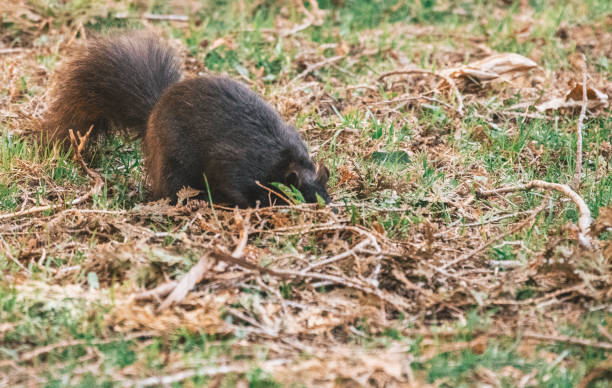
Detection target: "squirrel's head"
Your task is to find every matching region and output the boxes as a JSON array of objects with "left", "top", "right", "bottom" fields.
[{"left": 284, "top": 161, "right": 331, "bottom": 205}]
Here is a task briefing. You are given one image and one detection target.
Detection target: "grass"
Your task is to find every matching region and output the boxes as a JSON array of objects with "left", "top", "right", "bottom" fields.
[{"left": 1, "top": 0, "right": 611, "bottom": 386}]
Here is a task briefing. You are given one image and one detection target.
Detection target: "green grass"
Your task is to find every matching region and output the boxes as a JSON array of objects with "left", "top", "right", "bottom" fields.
[{"left": 0, "top": 128, "right": 83, "bottom": 211}]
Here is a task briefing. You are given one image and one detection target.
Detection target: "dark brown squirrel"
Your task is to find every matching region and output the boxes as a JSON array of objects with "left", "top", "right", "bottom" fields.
[{"left": 43, "top": 31, "right": 331, "bottom": 208}]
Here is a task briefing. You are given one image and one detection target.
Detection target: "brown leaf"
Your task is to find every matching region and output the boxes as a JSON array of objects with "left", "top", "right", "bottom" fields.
[
  {"left": 371, "top": 221, "right": 385, "bottom": 235},
  {"left": 566, "top": 80, "right": 608, "bottom": 102},
  {"left": 440, "top": 53, "right": 538, "bottom": 90},
  {"left": 176, "top": 186, "right": 201, "bottom": 205},
  {"left": 209, "top": 37, "right": 234, "bottom": 51},
  {"left": 593, "top": 206, "right": 612, "bottom": 235},
  {"left": 536, "top": 80, "right": 608, "bottom": 112}
]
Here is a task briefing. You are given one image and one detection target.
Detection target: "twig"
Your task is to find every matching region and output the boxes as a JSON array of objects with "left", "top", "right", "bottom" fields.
[
  {"left": 477, "top": 180, "right": 595, "bottom": 250},
  {"left": 281, "top": 0, "right": 323, "bottom": 37},
  {"left": 377, "top": 68, "right": 464, "bottom": 115},
  {"left": 498, "top": 110, "right": 550, "bottom": 120},
  {"left": 403, "top": 327, "right": 612, "bottom": 350},
  {"left": 451, "top": 209, "right": 535, "bottom": 228},
  {"left": 254, "top": 180, "right": 293, "bottom": 206},
  {"left": 211, "top": 248, "right": 409, "bottom": 311},
  {"left": 291, "top": 55, "right": 345, "bottom": 83},
  {"left": 156, "top": 257, "right": 213, "bottom": 311},
  {"left": 0, "top": 331, "right": 154, "bottom": 367},
  {"left": 517, "top": 331, "right": 612, "bottom": 351},
  {"left": 281, "top": 21, "right": 313, "bottom": 37},
  {"left": 0, "top": 237, "right": 29, "bottom": 273},
  {"left": 121, "top": 365, "right": 247, "bottom": 387},
  {"left": 440, "top": 199, "right": 548, "bottom": 270},
  {"left": 346, "top": 84, "right": 379, "bottom": 93},
  {"left": 0, "top": 48, "right": 25, "bottom": 55},
  {"left": 303, "top": 230, "right": 380, "bottom": 272},
  {"left": 131, "top": 281, "right": 178, "bottom": 302},
  {"left": 572, "top": 54, "right": 588, "bottom": 189},
  {"left": 440, "top": 217, "right": 533, "bottom": 270},
  {"left": 491, "top": 284, "right": 586, "bottom": 306},
  {"left": 114, "top": 12, "right": 189, "bottom": 22},
  {"left": 120, "top": 360, "right": 288, "bottom": 387},
  {"left": 422, "top": 96, "right": 462, "bottom": 114},
  {"left": 226, "top": 308, "right": 278, "bottom": 337},
  {"left": 578, "top": 367, "right": 612, "bottom": 388},
  {"left": 69, "top": 126, "right": 104, "bottom": 196}
]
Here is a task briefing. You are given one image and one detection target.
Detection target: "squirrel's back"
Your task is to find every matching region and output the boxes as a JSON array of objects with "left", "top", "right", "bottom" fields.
[{"left": 43, "top": 31, "right": 181, "bottom": 143}]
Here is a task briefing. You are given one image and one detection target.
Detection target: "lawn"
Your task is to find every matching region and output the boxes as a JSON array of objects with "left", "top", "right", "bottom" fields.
[{"left": 1, "top": 0, "right": 611, "bottom": 386}]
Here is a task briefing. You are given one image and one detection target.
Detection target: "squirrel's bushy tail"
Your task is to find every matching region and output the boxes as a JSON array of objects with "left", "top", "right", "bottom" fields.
[{"left": 43, "top": 31, "right": 181, "bottom": 144}]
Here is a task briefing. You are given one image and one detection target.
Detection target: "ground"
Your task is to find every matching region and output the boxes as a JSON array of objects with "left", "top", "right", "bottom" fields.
[{"left": 0, "top": 0, "right": 611, "bottom": 387}]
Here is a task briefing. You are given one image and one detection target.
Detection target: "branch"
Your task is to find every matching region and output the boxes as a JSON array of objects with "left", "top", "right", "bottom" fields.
[
  {"left": 210, "top": 247, "right": 409, "bottom": 311},
  {"left": 439, "top": 206, "right": 542, "bottom": 270},
  {"left": 302, "top": 228, "right": 381, "bottom": 272},
  {"left": 0, "top": 331, "right": 154, "bottom": 367},
  {"left": 254, "top": 180, "right": 293, "bottom": 206},
  {"left": 114, "top": 12, "right": 189, "bottom": 22},
  {"left": 0, "top": 48, "right": 26, "bottom": 55},
  {"left": 403, "top": 328, "right": 612, "bottom": 351},
  {"left": 130, "top": 281, "right": 178, "bottom": 301},
  {"left": 572, "top": 54, "right": 588, "bottom": 189},
  {"left": 477, "top": 180, "right": 595, "bottom": 250},
  {"left": 518, "top": 331, "right": 612, "bottom": 350},
  {"left": 378, "top": 68, "right": 464, "bottom": 116},
  {"left": 291, "top": 55, "right": 345, "bottom": 83},
  {"left": 120, "top": 361, "right": 288, "bottom": 387}
]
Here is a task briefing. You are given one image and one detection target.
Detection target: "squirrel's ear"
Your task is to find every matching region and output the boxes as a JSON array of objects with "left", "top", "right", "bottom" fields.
[
  {"left": 316, "top": 163, "right": 330, "bottom": 184},
  {"left": 284, "top": 169, "right": 300, "bottom": 187}
]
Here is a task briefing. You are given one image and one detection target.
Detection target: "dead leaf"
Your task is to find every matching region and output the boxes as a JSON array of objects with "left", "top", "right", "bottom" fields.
[
  {"left": 371, "top": 221, "right": 385, "bottom": 235},
  {"left": 440, "top": 53, "right": 538, "bottom": 90},
  {"left": 593, "top": 206, "right": 612, "bottom": 235},
  {"left": 565, "top": 80, "right": 608, "bottom": 102},
  {"left": 176, "top": 186, "right": 201, "bottom": 205},
  {"left": 209, "top": 37, "right": 234, "bottom": 51},
  {"left": 335, "top": 40, "right": 350, "bottom": 56},
  {"left": 536, "top": 80, "right": 608, "bottom": 112}
]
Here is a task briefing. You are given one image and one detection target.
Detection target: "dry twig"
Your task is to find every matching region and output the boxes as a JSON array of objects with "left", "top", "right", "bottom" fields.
[
  {"left": 211, "top": 248, "right": 410, "bottom": 311},
  {"left": 440, "top": 212, "right": 538, "bottom": 270},
  {"left": 0, "top": 48, "right": 25, "bottom": 55},
  {"left": 0, "top": 331, "right": 153, "bottom": 368},
  {"left": 120, "top": 360, "right": 288, "bottom": 387},
  {"left": 292, "top": 55, "right": 345, "bottom": 83},
  {"left": 254, "top": 180, "right": 293, "bottom": 206},
  {"left": 114, "top": 12, "right": 189, "bottom": 22},
  {"left": 378, "top": 68, "right": 464, "bottom": 115},
  {"left": 477, "top": 180, "right": 595, "bottom": 249},
  {"left": 131, "top": 281, "right": 178, "bottom": 302},
  {"left": 516, "top": 331, "right": 612, "bottom": 351},
  {"left": 572, "top": 54, "right": 588, "bottom": 189},
  {"left": 404, "top": 328, "right": 612, "bottom": 351}
]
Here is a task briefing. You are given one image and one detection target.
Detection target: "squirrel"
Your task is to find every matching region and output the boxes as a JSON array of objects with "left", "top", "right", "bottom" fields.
[{"left": 43, "top": 31, "right": 331, "bottom": 208}]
